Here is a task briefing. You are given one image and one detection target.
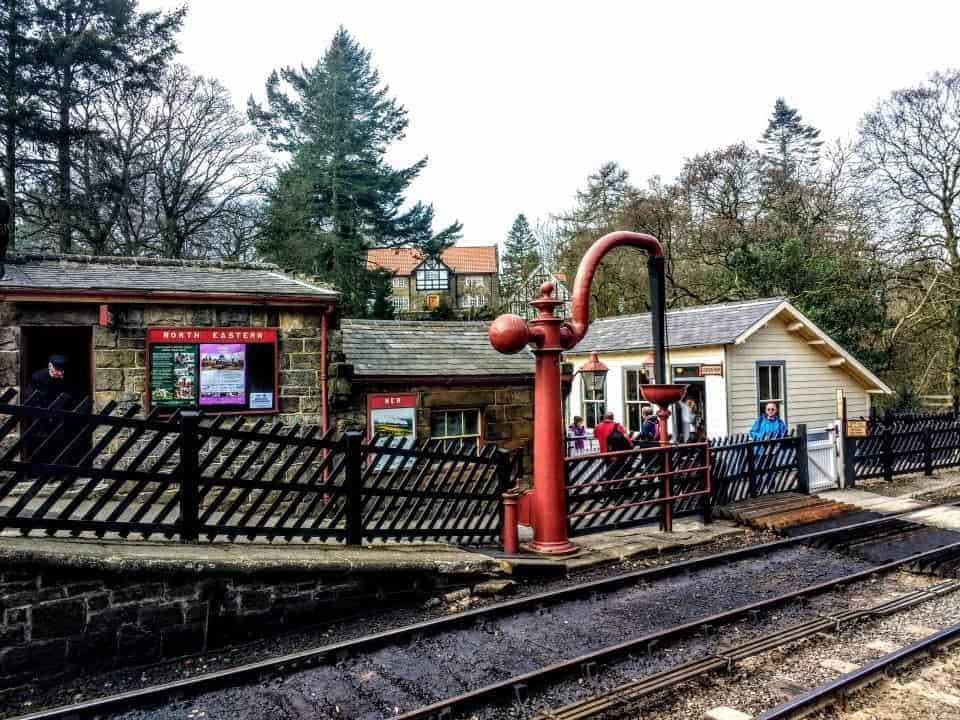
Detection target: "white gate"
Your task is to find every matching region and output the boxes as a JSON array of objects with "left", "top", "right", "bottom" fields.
[{"left": 807, "top": 425, "right": 840, "bottom": 492}]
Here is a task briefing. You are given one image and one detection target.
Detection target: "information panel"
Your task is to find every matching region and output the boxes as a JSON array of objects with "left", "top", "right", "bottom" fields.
[
  {"left": 149, "top": 344, "right": 198, "bottom": 407},
  {"left": 146, "top": 328, "right": 277, "bottom": 413},
  {"left": 199, "top": 344, "right": 246, "bottom": 406}
]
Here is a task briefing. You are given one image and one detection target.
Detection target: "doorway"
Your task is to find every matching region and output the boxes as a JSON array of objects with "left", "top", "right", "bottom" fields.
[
  {"left": 20, "top": 326, "right": 93, "bottom": 407},
  {"left": 20, "top": 326, "right": 94, "bottom": 463},
  {"left": 672, "top": 365, "right": 706, "bottom": 441}
]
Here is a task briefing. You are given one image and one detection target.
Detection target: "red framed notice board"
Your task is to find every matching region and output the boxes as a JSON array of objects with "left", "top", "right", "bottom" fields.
[
  {"left": 366, "top": 393, "right": 417, "bottom": 441},
  {"left": 146, "top": 327, "right": 279, "bottom": 414}
]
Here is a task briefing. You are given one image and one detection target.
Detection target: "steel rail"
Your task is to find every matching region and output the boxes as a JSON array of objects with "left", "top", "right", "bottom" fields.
[
  {"left": 531, "top": 579, "right": 960, "bottom": 719},
  {"left": 755, "top": 619, "right": 960, "bottom": 720},
  {"left": 9, "top": 509, "right": 957, "bottom": 720},
  {"left": 390, "top": 545, "right": 960, "bottom": 720}
]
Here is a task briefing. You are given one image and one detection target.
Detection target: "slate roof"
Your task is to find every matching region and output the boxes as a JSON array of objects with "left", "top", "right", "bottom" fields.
[
  {"left": 0, "top": 254, "right": 337, "bottom": 299},
  {"left": 570, "top": 298, "right": 785, "bottom": 354},
  {"left": 366, "top": 245, "right": 498, "bottom": 275},
  {"left": 342, "top": 319, "right": 534, "bottom": 377}
]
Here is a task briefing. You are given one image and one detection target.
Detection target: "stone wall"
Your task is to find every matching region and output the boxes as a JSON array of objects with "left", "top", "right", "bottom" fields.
[{"left": 0, "top": 563, "right": 463, "bottom": 690}]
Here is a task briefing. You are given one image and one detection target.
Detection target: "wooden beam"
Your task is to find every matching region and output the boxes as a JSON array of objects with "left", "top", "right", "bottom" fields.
[
  {"left": 807, "top": 339, "right": 827, "bottom": 346},
  {"left": 787, "top": 321, "right": 804, "bottom": 332},
  {"left": 827, "top": 358, "right": 846, "bottom": 367}
]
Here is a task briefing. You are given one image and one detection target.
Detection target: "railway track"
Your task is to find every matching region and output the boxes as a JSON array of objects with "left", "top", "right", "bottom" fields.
[
  {"left": 756, "top": 620, "right": 960, "bottom": 719},
  {"left": 531, "top": 579, "right": 960, "bottom": 719},
  {"left": 11, "top": 506, "right": 960, "bottom": 720}
]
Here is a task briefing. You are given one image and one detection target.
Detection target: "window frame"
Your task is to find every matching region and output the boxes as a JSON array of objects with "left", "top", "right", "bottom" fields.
[
  {"left": 391, "top": 276, "right": 408, "bottom": 289},
  {"left": 415, "top": 257, "right": 450, "bottom": 291},
  {"left": 622, "top": 365, "right": 653, "bottom": 433},
  {"left": 580, "top": 373, "right": 605, "bottom": 429},
  {"left": 429, "top": 408, "right": 482, "bottom": 451},
  {"left": 390, "top": 296, "right": 410, "bottom": 312},
  {"left": 755, "top": 360, "right": 787, "bottom": 422}
]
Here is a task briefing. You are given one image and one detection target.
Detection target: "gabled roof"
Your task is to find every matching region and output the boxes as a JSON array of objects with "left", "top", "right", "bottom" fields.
[
  {"left": 342, "top": 319, "right": 533, "bottom": 378},
  {"left": 0, "top": 254, "right": 337, "bottom": 302},
  {"left": 366, "top": 245, "right": 498, "bottom": 275},
  {"left": 572, "top": 298, "right": 784, "bottom": 353},
  {"left": 567, "top": 297, "right": 891, "bottom": 394}
]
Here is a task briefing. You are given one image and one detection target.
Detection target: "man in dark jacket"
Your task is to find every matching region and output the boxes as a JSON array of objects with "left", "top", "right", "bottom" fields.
[{"left": 24, "top": 355, "right": 72, "bottom": 461}]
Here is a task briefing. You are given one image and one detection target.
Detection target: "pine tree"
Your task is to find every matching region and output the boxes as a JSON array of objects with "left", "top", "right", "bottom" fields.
[
  {"left": 30, "top": 0, "right": 184, "bottom": 252},
  {"left": 759, "top": 98, "right": 822, "bottom": 187},
  {"left": 249, "top": 27, "right": 461, "bottom": 317},
  {"left": 501, "top": 213, "right": 540, "bottom": 301}
]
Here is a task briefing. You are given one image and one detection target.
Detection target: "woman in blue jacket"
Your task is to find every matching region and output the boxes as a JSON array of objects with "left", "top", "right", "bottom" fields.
[{"left": 750, "top": 402, "right": 788, "bottom": 439}]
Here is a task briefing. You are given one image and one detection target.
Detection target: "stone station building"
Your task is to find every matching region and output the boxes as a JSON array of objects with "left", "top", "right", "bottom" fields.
[
  {"left": 332, "top": 319, "right": 535, "bottom": 469},
  {"left": 0, "top": 254, "right": 337, "bottom": 428}
]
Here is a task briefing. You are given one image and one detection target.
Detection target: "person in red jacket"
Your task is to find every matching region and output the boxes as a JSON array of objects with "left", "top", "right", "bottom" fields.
[{"left": 593, "top": 411, "right": 633, "bottom": 453}]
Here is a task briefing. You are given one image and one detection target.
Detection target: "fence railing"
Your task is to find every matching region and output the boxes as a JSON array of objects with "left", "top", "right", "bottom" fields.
[
  {"left": 846, "top": 415, "right": 960, "bottom": 483},
  {"left": 561, "top": 429, "right": 807, "bottom": 534},
  {"left": 0, "top": 390, "right": 516, "bottom": 545},
  {"left": 564, "top": 442, "right": 711, "bottom": 536}
]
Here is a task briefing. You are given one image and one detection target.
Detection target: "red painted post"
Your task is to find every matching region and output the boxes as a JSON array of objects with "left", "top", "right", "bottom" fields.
[{"left": 502, "top": 490, "right": 520, "bottom": 555}]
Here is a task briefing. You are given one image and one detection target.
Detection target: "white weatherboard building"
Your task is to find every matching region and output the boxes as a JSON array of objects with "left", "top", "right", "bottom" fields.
[{"left": 565, "top": 298, "right": 892, "bottom": 438}]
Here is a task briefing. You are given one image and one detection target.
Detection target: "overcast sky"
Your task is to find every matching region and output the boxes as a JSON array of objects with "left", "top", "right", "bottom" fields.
[{"left": 143, "top": 0, "right": 960, "bottom": 249}]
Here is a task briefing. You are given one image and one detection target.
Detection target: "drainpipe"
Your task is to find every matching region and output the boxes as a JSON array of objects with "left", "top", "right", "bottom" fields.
[{"left": 320, "top": 306, "right": 331, "bottom": 434}]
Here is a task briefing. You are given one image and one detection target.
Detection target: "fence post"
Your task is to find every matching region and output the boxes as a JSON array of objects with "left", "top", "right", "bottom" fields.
[
  {"left": 842, "top": 433, "right": 856, "bottom": 489},
  {"left": 344, "top": 430, "right": 364, "bottom": 546},
  {"left": 882, "top": 426, "right": 894, "bottom": 483},
  {"left": 746, "top": 440, "right": 757, "bottom": 498},
  {"left": 178, "top": 411, "right": 201, "bottom": 543},
  {"left": 923, "top": 425, "right": 934, "bottom": 477},
  {"left": 795, "top": 424, "right": 810, "bottom": 494}
]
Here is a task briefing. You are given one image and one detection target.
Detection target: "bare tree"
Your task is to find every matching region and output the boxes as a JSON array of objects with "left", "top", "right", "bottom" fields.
[
  {"left": 146, "top": 65, "right": 267, "bottom": 258},
  {"left": 858, "top": 70, "right": 960, "bottom": 394}
]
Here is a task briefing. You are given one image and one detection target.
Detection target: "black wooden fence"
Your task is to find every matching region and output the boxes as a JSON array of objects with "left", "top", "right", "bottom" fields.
[
  {"left": 0, "top": 390, "right": 515, "bottom": 545},
  {"left": 846, "top": 413, "right": 960, "bottom": 483},
  {"left": 562, "top": 429, "right": 807, "bottom": 534}
]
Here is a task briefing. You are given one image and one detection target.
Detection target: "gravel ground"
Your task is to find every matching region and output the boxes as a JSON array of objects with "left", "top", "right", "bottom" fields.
[
  {"left": 859, "top": 470, "right": 960, "bottom": 499},
  {"left": 809, "top": 643, "right": 960, "bottom": 720},
  {"left": 601, "top": 572, "right": 960, "bottom": 720},
  {"left": 114, "top": 545, "right": 874, "bottom": 720},
  {"left": 0, "top": 528, "right": 774, "bottom": 718}
]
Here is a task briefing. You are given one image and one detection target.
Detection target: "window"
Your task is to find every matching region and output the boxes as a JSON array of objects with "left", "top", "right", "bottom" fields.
[
  {"left": 757, "top": 361, "right": 786, "bottom": 420},
  {"left": 430, "top": 409, "right": 481, "bottom": 451},
  {"left": 581, "top": 376, "right": 605, "bottom": 429},
  {"left": 463, "top": 275, "right": 486, "bottom": 289},
  {"left": 390, "top": 296, "right": 409, "bottom": 312},
  {"left": 415, "top": 258, "right": 449, "bottom": 290},
  {"left": 460, "top": 295, "right": 488, "bottom": 308},
  {"left": 623, "top": 367, "right": 652, "bottom": 432},
  {"left": 391, "top": 276, "right": 408, "bottom": 288}
]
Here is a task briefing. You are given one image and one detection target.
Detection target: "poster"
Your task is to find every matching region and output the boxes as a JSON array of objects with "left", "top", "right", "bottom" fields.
[
  {"left": 368, "top": 394, "right": 417, "bottom": 469},
  {"left": 149, "top": 344, "right": 198, "bottom": 407},
  {"left": 199, "top": 344, "right": 246, "bottom": 406}
]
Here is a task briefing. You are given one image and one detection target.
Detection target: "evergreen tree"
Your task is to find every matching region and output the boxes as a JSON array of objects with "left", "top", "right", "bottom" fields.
[
  {"left": 0, "top": 0, "right": 43, "bottom": 252},
  {"left": 249, "top": 27, "right": 460, "bottom": 316},
  {"left": 30, "top": 0, "right": 184, "bottom": 252},
  {"left": 760, "top": 98, "right": 822, "bottom": 190},
  {"left": 501, "top": 213, "right": 540, "bottom": 301}
]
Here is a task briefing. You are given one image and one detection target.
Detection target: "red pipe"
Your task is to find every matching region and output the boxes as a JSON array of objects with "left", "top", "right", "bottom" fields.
[
  {"left": 563, "top": 231, "right": 663, "bottom": 347},
  {"left": 320, "top": 307, "right": 330, "bottom": 435}
]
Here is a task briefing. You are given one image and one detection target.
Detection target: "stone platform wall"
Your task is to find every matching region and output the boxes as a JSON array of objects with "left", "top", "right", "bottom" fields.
[{"left": 0, "top": 563, "right": 450, "bottom": 690}]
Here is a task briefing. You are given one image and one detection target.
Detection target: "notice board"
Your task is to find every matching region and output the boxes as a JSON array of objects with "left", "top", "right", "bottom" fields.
[{"left": 147, "top": 328, "right": 278, "bottom": 414}]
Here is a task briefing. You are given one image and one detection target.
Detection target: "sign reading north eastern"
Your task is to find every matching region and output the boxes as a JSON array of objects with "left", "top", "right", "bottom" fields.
[{"left": 146, "top": 327, "right": 278, "bottom": 413}]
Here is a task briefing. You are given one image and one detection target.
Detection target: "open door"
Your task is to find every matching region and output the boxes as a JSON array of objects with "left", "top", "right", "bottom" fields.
[{"left": 20, "top": 326, "right": 94, "bottom": 461}]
